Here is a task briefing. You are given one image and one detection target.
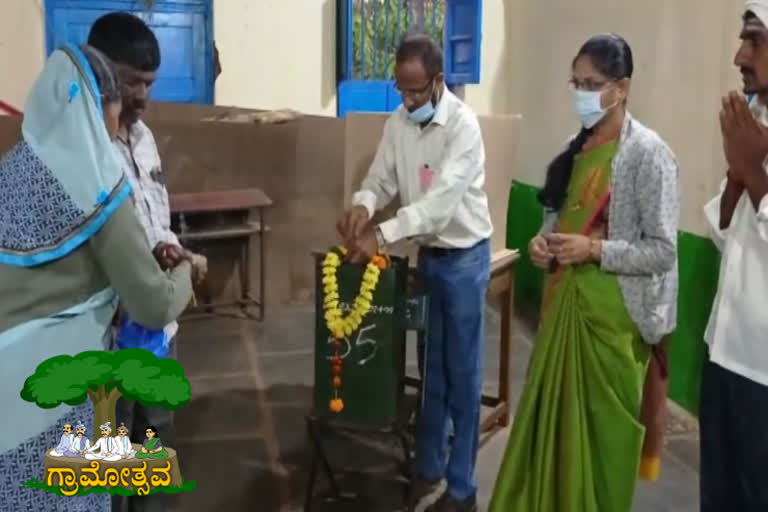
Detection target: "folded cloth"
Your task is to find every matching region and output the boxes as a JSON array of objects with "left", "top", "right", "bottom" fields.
[{"left": 746, "top": 0, "right": 768, "bottom": 26}]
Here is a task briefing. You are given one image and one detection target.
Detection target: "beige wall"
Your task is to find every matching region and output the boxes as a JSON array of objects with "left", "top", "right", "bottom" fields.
[
  {"left": 0, "top": 0, "right": 338, "bottom": 116},
  {"left": 213, "top": 0, "right": 338, "bottom": 116},
  {"left": 464, "top": 0, "right": 746, "bottom": 236},
  {"left": 0, "top": 0, "right": 750, "bottom": 234},
  {"left": 0, "top": 0, "right": 45, "bottom": 111}
]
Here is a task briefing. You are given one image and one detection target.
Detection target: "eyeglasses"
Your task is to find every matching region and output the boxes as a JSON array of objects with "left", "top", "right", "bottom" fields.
[
  {"left": 394, "top": 79, "right": 434, "bottom": 97},
  {"left": 568, "top": 78, "right": 614, "bottom": 92}
]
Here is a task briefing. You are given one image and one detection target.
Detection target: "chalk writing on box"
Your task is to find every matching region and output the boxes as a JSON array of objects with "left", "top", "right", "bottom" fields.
[
  {"left": 337, "top": 302, "right": 395, "bottom": 315},
  {"left": 326, "top": 323, "right": 379, "bottom": 365}
]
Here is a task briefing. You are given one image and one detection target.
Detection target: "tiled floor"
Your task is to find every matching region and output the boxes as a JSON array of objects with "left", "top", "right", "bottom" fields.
[{"left": 169, "top": 304, "right": 699, "bottom": 511}]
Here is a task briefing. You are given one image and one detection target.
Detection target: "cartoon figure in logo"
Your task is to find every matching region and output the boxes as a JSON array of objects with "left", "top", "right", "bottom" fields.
[
  {"left": 113, "top": 422, "right": 136, "bottom": 459},
  {"left": 135, "top": 426, "right": 168, "bottom": 459},
  {"left": 86, "top": 421, "right": 121, "bottom": 461},
  {"left": 48, "top": 423, "right": 74, "bottom": 457},
  {"left": 63, "top": 421, "right": 91, "bottom": 457}
]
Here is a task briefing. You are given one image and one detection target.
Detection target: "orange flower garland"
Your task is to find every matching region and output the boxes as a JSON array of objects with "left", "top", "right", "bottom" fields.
[{"left": 322, "top": 246, "right": 389, "bottom": 413}]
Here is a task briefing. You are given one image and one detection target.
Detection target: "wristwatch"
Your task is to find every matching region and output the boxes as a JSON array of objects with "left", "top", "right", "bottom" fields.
[{"left": 375, "top": 225, "right": 386, "bottom": 249}]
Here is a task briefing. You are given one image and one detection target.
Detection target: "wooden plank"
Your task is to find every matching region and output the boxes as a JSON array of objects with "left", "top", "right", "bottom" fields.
[
  {"left": 490, "top": 248, "right": 520, "bottom": 275},
  {"left": 177, "top": 222, "right": 270, "bottom": 242},
  {"left": 170, "top": 188, "right": 273, "bottom": 213}
]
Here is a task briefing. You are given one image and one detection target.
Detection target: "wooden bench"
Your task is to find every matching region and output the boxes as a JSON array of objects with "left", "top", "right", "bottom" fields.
[{"left": 169, "top": 188, "right": 273, "bottom": 320}]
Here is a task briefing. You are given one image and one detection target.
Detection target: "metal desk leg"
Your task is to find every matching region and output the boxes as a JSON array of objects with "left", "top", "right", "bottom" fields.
[
  {"left": 259, "top": 207, "right": 266, "bottom": 321},
  {"left": 305, "top": 417, "right": 341, "bottom": 507},
  {"left": 240, "top": 236, "right": 250, "bottom": 318}
]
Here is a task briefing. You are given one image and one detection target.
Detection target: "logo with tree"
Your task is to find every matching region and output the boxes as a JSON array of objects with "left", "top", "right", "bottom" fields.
[{"left": 20, "top": 349, "right": 195, "bottom": 497}]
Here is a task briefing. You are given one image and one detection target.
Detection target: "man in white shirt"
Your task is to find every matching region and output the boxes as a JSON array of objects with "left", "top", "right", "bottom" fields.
[
  {"left": 114, "top": 423, "right": 137, "bottom": 459},
  {"left": 339, "top": 34, "right": 492, "bottom": 512},
  {"left": 701, "top": 3, "right": 768, "bottom": 510},
  {"left": 88, "top": 13, "right": 205, "bottom": 512},
  {"left": 86, "top": 422, "right": 120, "bottom": 462}
]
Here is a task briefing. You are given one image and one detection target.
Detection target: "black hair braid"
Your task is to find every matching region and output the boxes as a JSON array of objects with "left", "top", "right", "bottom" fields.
[{"left": 537, "top": 127, "right": 592, "bottom": 211}]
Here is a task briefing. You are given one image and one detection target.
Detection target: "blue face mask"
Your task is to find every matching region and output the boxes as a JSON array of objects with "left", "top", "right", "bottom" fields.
[
  {"left": 570, "top": 87, "right": 617, "bottom": 129},
  {"left": 408, "top": 99, "right": 436, "bottom": 124}
]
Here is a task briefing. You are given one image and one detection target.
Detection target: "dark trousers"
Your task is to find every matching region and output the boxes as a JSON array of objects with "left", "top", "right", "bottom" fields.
[
  {"left": 700, "top": 359, "right": 768, "bottom": 512},
  {"left": 111, "top": 339, "right": 178, "bottom": 512}
]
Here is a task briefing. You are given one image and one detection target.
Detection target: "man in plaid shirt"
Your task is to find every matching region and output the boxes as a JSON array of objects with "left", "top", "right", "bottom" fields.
[{"left": 89, "top": 12, "right": 206, "bottom": 512}]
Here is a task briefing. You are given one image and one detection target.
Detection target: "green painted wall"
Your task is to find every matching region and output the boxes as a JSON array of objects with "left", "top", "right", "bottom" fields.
[{"left": 505, "top": 180, "right": 720, "bottom": 414}]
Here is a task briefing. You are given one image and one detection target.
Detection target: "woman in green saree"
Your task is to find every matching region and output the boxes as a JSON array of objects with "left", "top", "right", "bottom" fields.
[
  {"left": 490, "top": 34, "right": 680, "bottom": 512},
  {"left": 136, "top": 425, "right": 169, "bottom": 459}
]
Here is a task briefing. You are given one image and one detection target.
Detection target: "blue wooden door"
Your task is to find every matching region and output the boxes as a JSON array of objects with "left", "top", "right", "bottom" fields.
[
  {"left": 444, "top": 0, "right": 483, "bottom": 85},
  {"left": 337, "top": 0, "right": 482, "bottom": 118},
  {"left": 45, "top": 0, "right": 213, "bottom": 104}
]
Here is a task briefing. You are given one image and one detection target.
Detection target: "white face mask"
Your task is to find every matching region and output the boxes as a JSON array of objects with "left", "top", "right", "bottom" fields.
[{"left": 570, "top": 87, "right": 618, "bottom": 129}]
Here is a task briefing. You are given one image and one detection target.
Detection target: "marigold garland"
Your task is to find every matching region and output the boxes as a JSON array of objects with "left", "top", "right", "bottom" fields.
[{"left": 322, "top": 246, "right": 389, "bottom": 413}]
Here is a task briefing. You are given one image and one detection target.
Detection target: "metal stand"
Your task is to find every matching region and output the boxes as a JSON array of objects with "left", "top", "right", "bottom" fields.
[
  {"left": 304, "top": 290, "right": 429, "bottom": 511},
  {"left": 303, "top": 415, "right": 413, "bottom": 511}
]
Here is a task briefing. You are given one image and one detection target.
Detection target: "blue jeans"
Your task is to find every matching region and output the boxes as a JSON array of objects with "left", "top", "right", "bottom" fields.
[{"left": 415, "top": 239, "right": 490, "bottom": 501}]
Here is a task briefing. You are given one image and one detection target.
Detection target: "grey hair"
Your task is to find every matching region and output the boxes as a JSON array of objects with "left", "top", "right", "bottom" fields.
[{"left": 79, "top": 44, "right": 121, "bottom": 104}]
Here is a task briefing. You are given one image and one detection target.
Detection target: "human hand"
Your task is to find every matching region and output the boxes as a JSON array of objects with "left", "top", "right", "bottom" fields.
[
  {"left": 347, "top": 224, "right": 379, "bottom": 264},
  {"left": 545, "top": 233, "right": 593, "bottom": 266},
  {"left": 720, "top": 91, "right": 768, "bottom": 181},
  {"left": 185, "top": 251, "right": 208, "bottom": 284},
  {"left": 726, "top": 168, "right": 745, "bottom": 187},
  {"left": 153, "top": 243, "right": 184, "bottom": 270},
  {"left": 528, "top": 235, "right": 553, "bottom": 269},
  {"left": 337, "top": 205, "right": 370, "bottom": 245}
]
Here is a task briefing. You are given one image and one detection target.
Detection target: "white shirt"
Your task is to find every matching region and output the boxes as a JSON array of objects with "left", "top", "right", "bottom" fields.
[
  {"left": 351, "top": 89, "right": 492, "bottom": 248},
  {"left": 703, "top": 99, "right": 768, "bottom": 386},
  {"left": 113, "top": 435, "right": 133, "bottom": 455},
  {"left": 114, "top": 120, "right": 178, "bottom": 340},
  {"left": 88, "top": 436, "right": 114, "bottom": 455}
]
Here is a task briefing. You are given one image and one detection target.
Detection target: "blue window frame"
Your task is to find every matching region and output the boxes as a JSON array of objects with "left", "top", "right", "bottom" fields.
[
  {"left": 337, "top": 0, "right": 482, "bottom": 118},
  {"left": 44, "top": 0, "right": 214, "bottom": 104}
]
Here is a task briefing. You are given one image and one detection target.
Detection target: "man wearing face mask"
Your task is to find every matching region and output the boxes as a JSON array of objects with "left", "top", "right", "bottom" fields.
[{"left": 337, "top": 34, "right": 492, "bottom": 512}]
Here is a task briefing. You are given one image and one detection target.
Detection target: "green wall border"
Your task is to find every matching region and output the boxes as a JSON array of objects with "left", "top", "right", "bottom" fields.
[{"left": 505, "top": 180, "right": 719, "bottom": 414}]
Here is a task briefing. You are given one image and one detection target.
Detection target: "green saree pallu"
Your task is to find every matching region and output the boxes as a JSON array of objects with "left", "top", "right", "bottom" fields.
[
  {"left": 136, "top": 437, "right": 169, "bottom": 459},
  {"left": 489, "top": 141, "right": 649, "bottom": 512}
]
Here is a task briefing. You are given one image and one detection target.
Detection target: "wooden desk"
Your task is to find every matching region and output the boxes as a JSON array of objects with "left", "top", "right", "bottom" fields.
[{"left": 169, "top": 188, "right": 273, "bottom": 320}]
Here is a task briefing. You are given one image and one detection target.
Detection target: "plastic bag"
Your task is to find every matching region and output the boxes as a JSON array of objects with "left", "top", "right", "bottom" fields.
[{"left": 115, "top": 314, "right": 170, "bottom": 358}]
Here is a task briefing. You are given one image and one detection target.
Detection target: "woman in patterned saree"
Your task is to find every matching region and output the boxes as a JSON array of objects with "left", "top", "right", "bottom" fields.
[
  {"left": 489, "top": 34, "right": 680, "bottom": 512},
  {"left": 0, "top": 45, "right": 193, "bottom": 511}
]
